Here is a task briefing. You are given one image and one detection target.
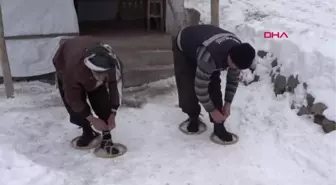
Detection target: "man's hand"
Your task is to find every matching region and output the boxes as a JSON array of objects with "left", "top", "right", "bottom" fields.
[
  {"left": 87, "top": 115, "right": 108, "bottom": 131},
  {"left": 210, "top": 109, "right": 227, "bottom": 123},
  {"left": 107, "top": 113, "right": 116, "bottom": 130},
  {"left": 221, "top": 103, "right": 231, "bottom": 121}
]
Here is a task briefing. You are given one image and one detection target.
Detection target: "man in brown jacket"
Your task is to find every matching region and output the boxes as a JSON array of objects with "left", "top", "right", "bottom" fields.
[{"left": 53, "top": 36, "right": 124, "bottom": 157}]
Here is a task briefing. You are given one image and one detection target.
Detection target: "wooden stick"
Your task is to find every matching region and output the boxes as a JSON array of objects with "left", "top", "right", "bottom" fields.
[
  {"left": 0, "top": 4, "right": 14, "bottom": 98},
  {"left": 211, "top": 0, "right": 219, "bottom": 26}
]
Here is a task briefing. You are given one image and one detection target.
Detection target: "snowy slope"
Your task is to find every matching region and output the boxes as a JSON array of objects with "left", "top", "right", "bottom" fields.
[
  {"left": 0, "top": 0, "right": 336, "bottom": 184},
  {"left": 0, "top": 0, "right": 78, "bottom": 77},
  {"left": 185, "top": 0, "right": 336, "bottom": 120}
]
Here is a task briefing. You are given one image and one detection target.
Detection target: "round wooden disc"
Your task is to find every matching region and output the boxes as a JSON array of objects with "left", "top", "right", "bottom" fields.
[
  {"left": 179, "top": 119, "right": 207, "bottom": 135},
  {"left": 210, "top": 132, "right": 239, "bottom": 145},
  {"left": 93, "top": 143, "right": 127, "bottom": 158},
  {"left": 70, "top": 135, "right": 102, "bottom": 150}
]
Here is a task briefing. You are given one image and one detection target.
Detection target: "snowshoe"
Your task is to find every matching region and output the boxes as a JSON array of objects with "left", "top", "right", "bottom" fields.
[
  {"left": 210, "top": 132, "right": 239, "bottom": 145},
  {"left": 70, "top": 131, "right": 102, "bottom": 150},
  {"left": 93, "top": 138, "right": 127, "bottom": 158},
  {"left": 179, "top": 117, "right": 207, "bottom": 135}
]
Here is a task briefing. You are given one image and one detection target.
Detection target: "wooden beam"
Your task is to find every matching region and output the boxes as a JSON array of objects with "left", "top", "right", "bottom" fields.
[
  {"left": 0, "top": 4, "right": 14, "bottom": 98},
  {"left": 211, "top": 0, "right": 219, "bottom": 26}
]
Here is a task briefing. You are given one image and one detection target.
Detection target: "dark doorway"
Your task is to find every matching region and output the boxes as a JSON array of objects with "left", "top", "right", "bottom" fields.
[{"left": 73, "top": 0, "right": 165, "bottom": 36}]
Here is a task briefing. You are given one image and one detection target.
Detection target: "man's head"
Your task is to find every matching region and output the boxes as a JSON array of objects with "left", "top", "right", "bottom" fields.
[
  {"left": 227, "top": 43, "right": 255, "bottom": 70},
  {"left": 83, "top": 43, "right": 117, "bottom": 81}
]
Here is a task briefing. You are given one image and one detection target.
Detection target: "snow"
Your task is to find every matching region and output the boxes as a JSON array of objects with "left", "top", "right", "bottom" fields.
[
  {"left": 1, "top": 79, "right": 335, "bottom": 185},
  {"left": 0, "top": 145, "right": 81, "bottom": 185},
  {"left": 185, "top": 0, "right": 336, "bottom": 121},
  {"left": 0, "top": 0, "right": 78, "bottom": 77},
  {"left": 1, "top": 0, "right": 336, "bottom": 184}
]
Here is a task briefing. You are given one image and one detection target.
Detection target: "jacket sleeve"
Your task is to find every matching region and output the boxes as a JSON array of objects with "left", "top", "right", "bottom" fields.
[
  {"left": 224, "top": 68, "right": 240, "bottom": 103},
  {"left": 194, "top": 46, "right": 217, "bottom": 113},
  {"left": 62, "top": 75, "right": 92, "bottom": 118},
  {"left": 107, "top": 57, "right": 123, "bottom": 112}
]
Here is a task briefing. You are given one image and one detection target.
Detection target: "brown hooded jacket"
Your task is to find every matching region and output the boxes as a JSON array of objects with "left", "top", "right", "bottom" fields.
[{"left": 52, "top": 36, "right": 123, "bottom": 118}]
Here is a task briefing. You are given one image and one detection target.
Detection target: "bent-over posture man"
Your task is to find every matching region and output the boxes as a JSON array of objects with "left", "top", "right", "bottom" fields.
[
  {"left": 173, "top": 24, "right": 256, "bottom": 144},
  {"left": 53, "top": 36, "right": 124, "bottom": 157}
]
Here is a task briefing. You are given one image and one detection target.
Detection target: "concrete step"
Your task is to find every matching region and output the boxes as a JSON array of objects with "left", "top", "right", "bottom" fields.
[
  {"left": 103, "top": 34, "right": 172, "bottom": 50},
  {"left": 117, "top": 50, "right": 173, "bottom": 70},
  {"left": 1, "top": 34, "right": 176, "bottom": 89},
  {"left": 123, "top": 65, "right": 174, "bottom": 87},
  {"left": 116, "top": 48, "right": 174, "bottom": 87},
  {"left": 105, "top": 33, "right": 175, "bottom": 87}
]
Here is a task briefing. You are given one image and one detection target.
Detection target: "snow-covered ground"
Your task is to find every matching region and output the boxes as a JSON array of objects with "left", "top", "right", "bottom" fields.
[
  {"left": 185, "top": 0, "right": 336, "bottom": 121},
  {"left": 1, "top": 0, "right": 336, "bottom": 185}
]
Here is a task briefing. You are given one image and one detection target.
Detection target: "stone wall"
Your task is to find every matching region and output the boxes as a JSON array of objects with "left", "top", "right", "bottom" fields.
[{"left": 241, "top": 50, "right": 336, "bottom": 134}]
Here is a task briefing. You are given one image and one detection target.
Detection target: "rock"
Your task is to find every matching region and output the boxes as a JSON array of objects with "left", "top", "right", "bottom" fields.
[
  {"left": 313, "top": 115, "right": 325, "bottom": 125},
  {"left": 185, "top": 8, "right": 201, "bottom": 26},
  {"left": 306, "top": 93, "right": 315, "bottom": 107},
  {"left": 310, "top": 102, "right": 328, "bottom": 115},
  {"left": 257, "top": 50, "right": 268, "bottom": 58},
  {"left": 297, "top": 106, "right": 309, "bottom": 116},
  {"left": 276, "top": 67, "right": 281, "bottom": 73},
  {"left": 322, "top": 118, "right": 336, "bottom": 133},
  {"left": 273, "top": 74, "right": 287, "bottom": 95},
  {"left": 286, "top": 75, "right": 300, "bottom": 93},
  {"left": 271, "top": 59, "right": 278, "bottom": 68}
]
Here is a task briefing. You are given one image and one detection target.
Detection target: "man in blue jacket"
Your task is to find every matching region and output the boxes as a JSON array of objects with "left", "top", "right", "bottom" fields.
[{"left": 173, "top": 24, "right": 256, "bottom": 144}]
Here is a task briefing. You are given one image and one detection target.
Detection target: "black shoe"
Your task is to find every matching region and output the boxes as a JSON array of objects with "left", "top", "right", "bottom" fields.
[
  {"left": 76, "top": 130, "right": 100, "bottom": 147},
  {"left": 187, "top": 117, "right": 201, "bottom": 133},
  {"left": 99, "top": 132, "right": 119, "bottom": 155},
  {"left": 214, "top": 124, "right": 233, "bottom": 142}
]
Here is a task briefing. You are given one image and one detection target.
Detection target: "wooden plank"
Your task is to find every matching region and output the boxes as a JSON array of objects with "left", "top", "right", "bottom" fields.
[
  {"left": 211, "top": 0, "right": 219, "bottom": 26},
  {"left": 0, "top": 4, "right": 14, "bottom": 98}
]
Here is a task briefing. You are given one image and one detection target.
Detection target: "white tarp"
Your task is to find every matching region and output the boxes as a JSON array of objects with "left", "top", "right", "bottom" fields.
[{"left": 0, "top": 0, "right": 79, "bottom": 77}]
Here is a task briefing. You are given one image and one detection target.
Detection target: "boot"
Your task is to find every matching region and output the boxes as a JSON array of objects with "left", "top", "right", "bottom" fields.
[
  {"left": 75, "top": 127, "right": 100, "bottom": 147},
  {"left": 187, "top": 117, "right": 202, "bottom": 133},
  {"left": 214, "top": 123, "right": 233, "bottom": 142},
  {"left": 99, "top": 131, "right": 119, "bottom": 155}
]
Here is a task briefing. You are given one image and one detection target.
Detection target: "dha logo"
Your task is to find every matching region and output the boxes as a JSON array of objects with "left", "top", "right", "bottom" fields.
[{"left": 264, "top": 32, "right": 288, "bottom": 39}]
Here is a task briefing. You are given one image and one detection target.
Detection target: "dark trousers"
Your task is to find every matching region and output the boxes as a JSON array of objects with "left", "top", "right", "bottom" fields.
[
  {"left": 172, "top": 37, "right": 223, "bottom": 123},
  {"left": 57, "top": 78, "right": 111, "bottom": 131}
]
